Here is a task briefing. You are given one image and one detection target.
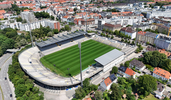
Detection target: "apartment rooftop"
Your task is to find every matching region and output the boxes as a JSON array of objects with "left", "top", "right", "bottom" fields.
[{"left": 153, "top": 67, "right": 171, "bottom": 79}]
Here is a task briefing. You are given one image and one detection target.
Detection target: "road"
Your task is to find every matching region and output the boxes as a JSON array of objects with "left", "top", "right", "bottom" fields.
[{"left": 0, "top": 53, "right": 14, "bottom": 100}]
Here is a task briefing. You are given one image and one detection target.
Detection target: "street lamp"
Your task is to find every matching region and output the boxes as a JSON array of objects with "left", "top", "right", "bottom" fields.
[{"left": 78, "top": 41, "right": 83, "bottom": 87}]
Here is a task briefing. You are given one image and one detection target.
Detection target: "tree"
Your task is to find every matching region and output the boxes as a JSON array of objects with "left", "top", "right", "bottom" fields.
[
  {"left": 47, "top": 31, "right": 54, "bottom": 37},
  {"left": 53, "top": 29, "right": 59, "bottom": 34},
  {"left": 83, "top": 78, "right": 90, "bottom": 89},
  {"left": 111, "top": 35, "right": 114, "bottom": 39},
  {"left": 16, "top": 17, "right": 23, "bottom": 22},
  {"left": 110, "top": 83, "right": 122, "bottom": 100},
  {"left": 146, "top": 42, "right": 150, "bottom": 45},
  {"left": 74, "top": 7, "right": 77, "bottom": 12},
  {"left": 111, "top": 66, "right": 118, "bottom": 74},
  {"left": 94, "top": 91, "right": 103, "bottom": 100},
  {"left": 75, "top": 87, "right": 86, "bottom": 99},
  {"left": 65, "top": 25, "right": 71, "bottom": 31},
  {"left": 137, "top": 75, "right": 157, "bottom": 96},
  {"left": 124, "top": 61, "right": 129, "bottom": 67},
  {"left": 135, "top": 48, "right": 140, "bottom": 53},
  {"left": 131, "top": 41, "right": 135, "bottom": 45},
  {"left": 121, "top": 38, "right": 124, "bottom": 42},
  {"left": 163, "top": 97, "right": 170, "bottom": 100},
  {"left": 50, "top": 15, "right": 54, "bottom": 20},
  {"left": 15, "top": 84, "right": 27, "bottom": 97}
]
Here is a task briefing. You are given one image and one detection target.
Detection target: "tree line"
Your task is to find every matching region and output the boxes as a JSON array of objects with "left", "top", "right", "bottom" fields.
[
  {"left": 0, "top": 28, "right": 30, "bottom": 56},
  {"left": 8, "top": 45, "right": 44, "bottom": 100},
  {"left": 139, "top": 51, "right": 171, "bottom": 72}
]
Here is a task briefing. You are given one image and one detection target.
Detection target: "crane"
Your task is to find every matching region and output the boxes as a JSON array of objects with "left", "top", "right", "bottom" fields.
[{"left": 168, "top": 26, "right": 171, "bottom": 36}]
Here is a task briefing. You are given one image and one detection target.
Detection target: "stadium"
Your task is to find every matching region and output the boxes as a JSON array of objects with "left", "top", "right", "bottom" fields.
[{"left": 18, "top": 30, "right": 134, "bottom": 88}]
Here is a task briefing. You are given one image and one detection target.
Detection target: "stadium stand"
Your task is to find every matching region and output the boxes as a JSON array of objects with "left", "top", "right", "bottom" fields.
[{"left": 93, "top": 35, "right": 125, "bottom": 50}]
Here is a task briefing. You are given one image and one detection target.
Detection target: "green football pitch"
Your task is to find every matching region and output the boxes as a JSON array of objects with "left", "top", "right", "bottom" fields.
[{"left": 40, "top": 40, "right": 116, "bottom": 77}]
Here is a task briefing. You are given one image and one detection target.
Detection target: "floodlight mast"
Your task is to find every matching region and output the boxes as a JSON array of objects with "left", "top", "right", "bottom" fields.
[{"left": 78, "top": 41, "right": 83, "bottom": 87}]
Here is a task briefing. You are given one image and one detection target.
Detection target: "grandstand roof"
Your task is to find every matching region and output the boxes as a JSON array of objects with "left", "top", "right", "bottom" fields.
[
  {"left": 36, "top": 31, "right": 86, "bottom": 48},
  {"left": 95, "top": 49, "right": 124, "bottom": 66}
]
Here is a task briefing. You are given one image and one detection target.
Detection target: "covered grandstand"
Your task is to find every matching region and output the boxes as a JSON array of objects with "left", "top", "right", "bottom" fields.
[{"left": 36, "top": 31, "right": 87, "bottom": 48}]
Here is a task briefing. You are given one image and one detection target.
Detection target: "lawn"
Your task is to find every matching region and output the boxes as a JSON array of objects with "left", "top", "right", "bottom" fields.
[
  {"left": 144, "top": 94, "right": 158, "bottom": 100},
  {"left": 40, "top": 40, "right": 116, "bottom": 77}
]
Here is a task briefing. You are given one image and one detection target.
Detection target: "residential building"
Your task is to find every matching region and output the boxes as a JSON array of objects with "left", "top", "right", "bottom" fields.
[
  {"left": 100, "top": 74, "right": 117, "bottom": 90},
  {"left": 153, "top": 67, "right": 171, "bottom": 81},
  {"left": 81, "top": 18, "right": 95, "bottom": 26},
  {"left": 62, "top": 15, "right": 70, "bottom": 22},
  {"left": 19, "top": 20, "right": 60, "bottom": 31},
  {"left": 154, "top": 34, "right": 171, "bottom": 51},
  {"left": 146, "top": 11, "right": 171, "bottom": 18},
  {"left": 158, "top": 49, "right": 171, "bottom": 57},
  {"left": 21, "top": 11, "right": 36, "bottom": 23},
  {"left": 146, "top": 46, "right": 158, "bottom": 52},
  {"left": 0, "top": 1, "right": 12, "bottom": 9},
  {"left": 156, "top": 24, "right": 169, "bottom": 34},
  {"left": 118, "top": 66, "right": 136, "bottom": 78},
  {"left": 155, "top": 82, "right": 165, "bottom": 97},
  {"left": 145, "top": 32, "right": 158, "bottom": 45},
  {"left": 137, "top": 31, "right": 146, "bottom": 43},
  {"left": 129, "top": 59, "right": 146, "bottom": 71},
  {"left": 103, "top": 23, "right": 121, "bottom": 32},
  {"left": 98, "top": 19, "right": 105, "bottom": 30},
  {"left": 120, "top": 27, "right": 136, "bottom": 39},
  {"left": 44, "top": 20, "right": 60, "bottom": 31}
]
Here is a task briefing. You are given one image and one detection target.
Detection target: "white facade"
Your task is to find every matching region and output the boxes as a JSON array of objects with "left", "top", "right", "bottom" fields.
[
  {"left": 146, "top": 10, "right": 171, "bottom": 18},
  {"left": 21, "top": 11, "right": 36, "bottom": 23},
  {"left": 121, "top": 31, "right": 136, "bottom": 39},
  {"left": 129, "top": 64, "right": 146, "bottom": 72},
  {"left": 118, "top": 70, "right": 136, "bottom": 78},
  {"left": 103, "top": 55, "right": 124, "bottom": 72},
  {"left": 100, "top": 81, "right": 114, "bottom": 90},
  {"left": 153, "top": 73, "right": 168, "bottom": 81}
]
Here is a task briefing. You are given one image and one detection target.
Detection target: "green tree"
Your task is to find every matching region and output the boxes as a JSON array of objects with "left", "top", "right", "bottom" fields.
[
  {"left": 110, "top": 83, "right": 122, "bottom": 100},
  {"left": 15, "top": 84, "right": 27, "bottom": 97},
  {"left": 137, "top": 75, "right": 157, "bottom": 96},
  {"left": 74, "top": 7, "right": 77, "bottom": 12},
  {"left": 94, "top": 91, "right": 103, "bottom": 100},
  {"left": 135, "top": 48, "right": 140, "bottom": 53},
  {"left": 111, "top": 66, "right": 118, "bottom": 74},
  {"left": 121, "top": 38, "right": 124, "bottom": 42},
  {"left": 47, "top": 31, "right": 54, "bottom": 37},
  {"left": 53, "top": 29, "right": 59, "bottom": 34},
  {"left": 16, "top": 17, "right": 23, "bottom": 22},
  {"left": 124, "top": 61, "right": 129, "bottom": 67},
  {"left": 75, "top": 87, "right": 86, "bottom": 99},
  {"left": 146, "top": 42, "right": 150, "bottom": 45},
  {"left": 163, "top": 97, "right": 170, "bottom": 100},
  {"left": 64, "top": 25, "right": 71, "bottom": 31},
  {"left": 83, "top": 78, "right": 90, "bottom": 89},
  {"left": 111, "top": 35, "right": 114, "bottom": 39}
]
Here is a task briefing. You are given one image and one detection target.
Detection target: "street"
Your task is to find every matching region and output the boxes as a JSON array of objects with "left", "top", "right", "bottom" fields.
[{"left": 0, "top": 53, "right": 15, "bottom": 100}]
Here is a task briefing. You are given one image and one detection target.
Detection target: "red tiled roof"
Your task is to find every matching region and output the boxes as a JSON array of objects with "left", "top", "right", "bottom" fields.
[
  {"left": 104, "top": 77, "right": 112, "bottom": 87},
  {"left": 125, "top": 68, "right": 135, "bottom": 76},
  {"left": 104, "top": 23, "right": 121, "bottom": 28},
  {"left": 63, "top": 16, "right": 69, "bottom": 18},
  {"left": 0, "top": 10, "right": 6, "bottom": 14},
  {"left": 138, "top": 31, "right": 146, "bottom": 35},
  {"left": 153, "top": 67, "right": 171, "bottom": 79},
  {"left": 158, "top": 49, "right": 171, "bottom": 57}
]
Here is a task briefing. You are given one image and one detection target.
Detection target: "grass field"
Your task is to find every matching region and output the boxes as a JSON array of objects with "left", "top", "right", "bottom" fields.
[{"left": 40, "top": 40, "right": 116, "bottom": 77}]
